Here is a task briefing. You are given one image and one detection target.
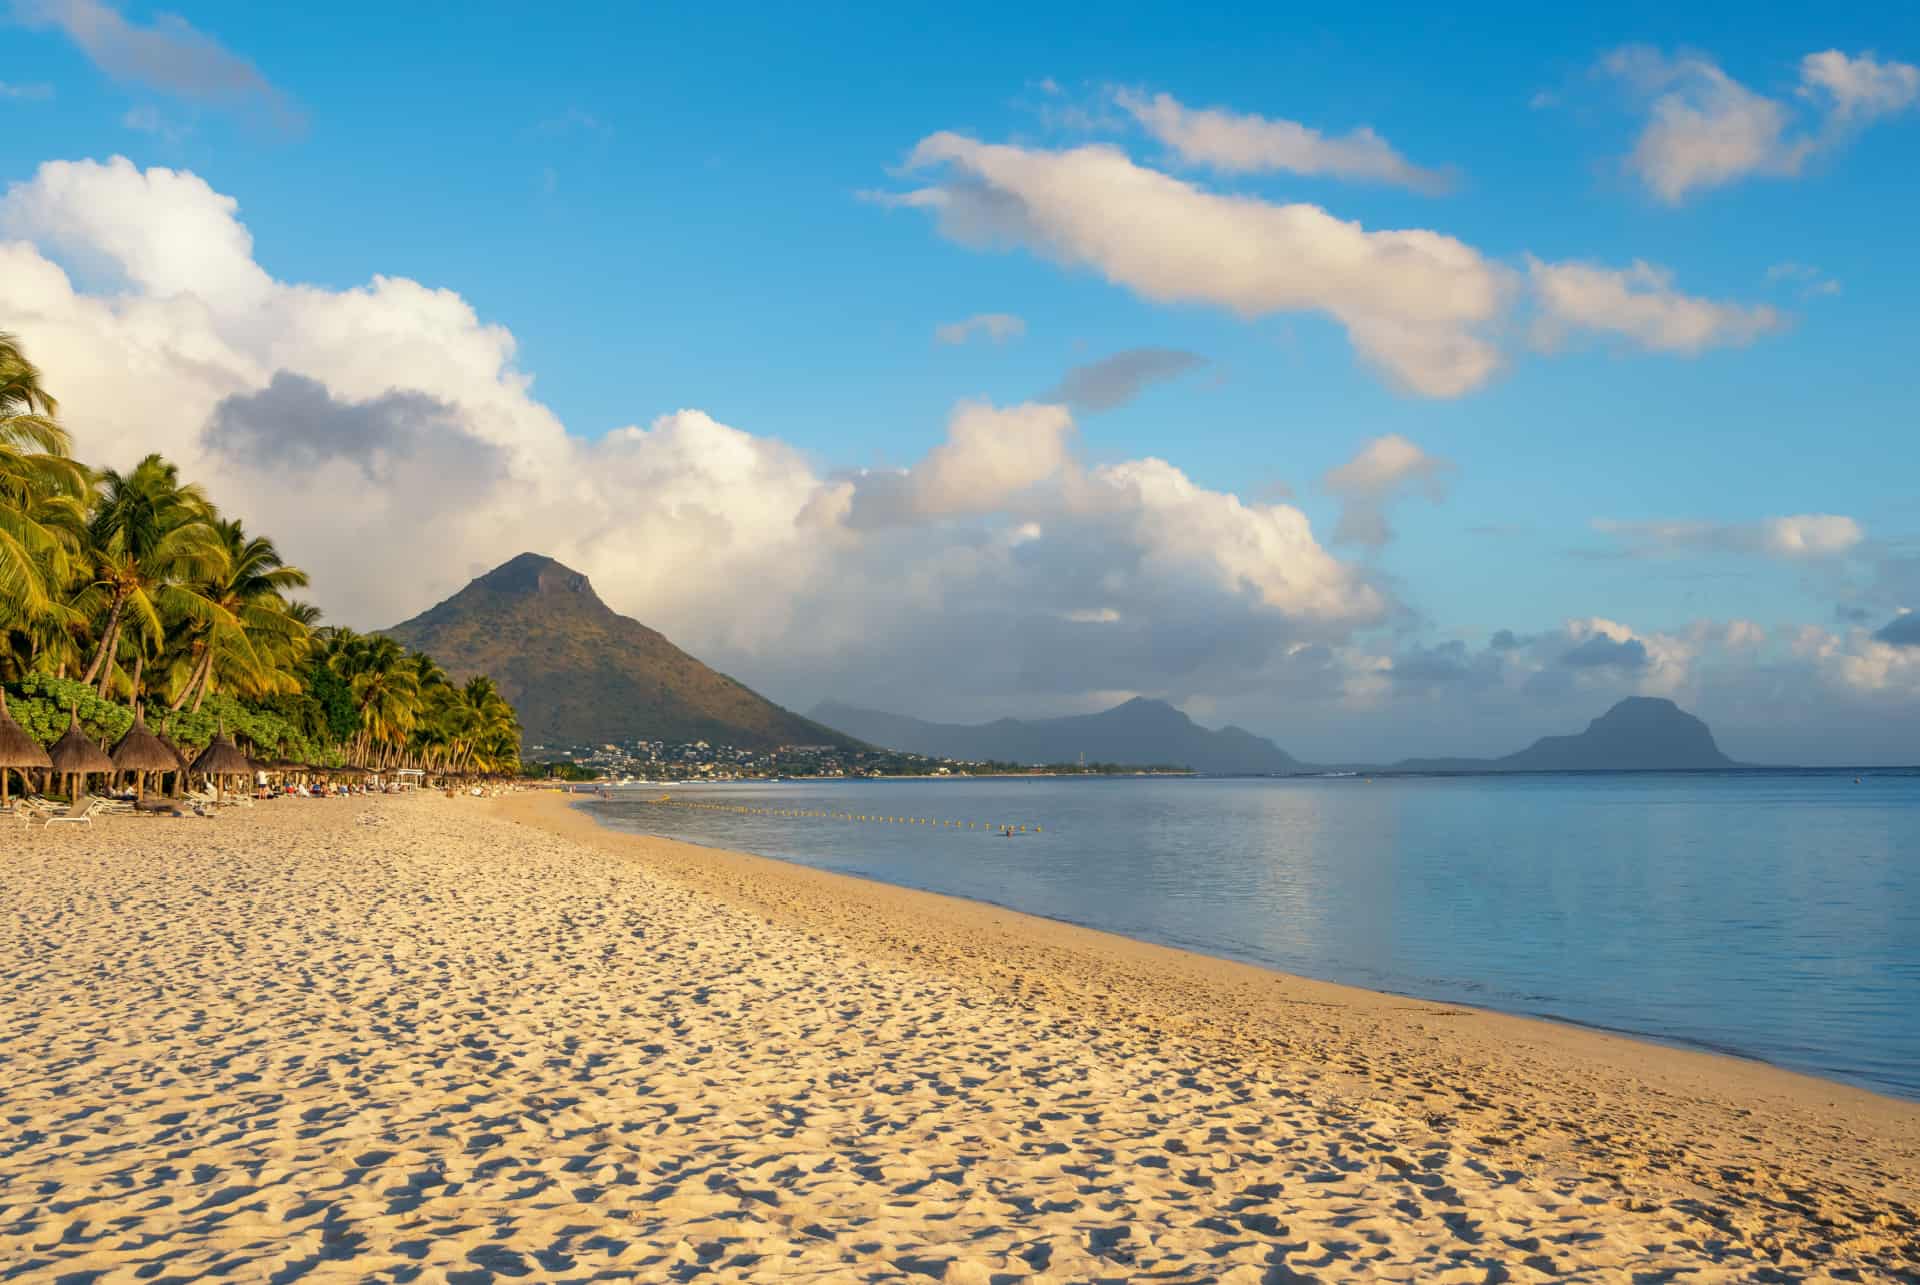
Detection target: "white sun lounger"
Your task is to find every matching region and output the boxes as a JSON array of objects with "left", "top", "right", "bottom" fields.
[{"left": 45, "top": 798, "right": 107, "bottom": 826}]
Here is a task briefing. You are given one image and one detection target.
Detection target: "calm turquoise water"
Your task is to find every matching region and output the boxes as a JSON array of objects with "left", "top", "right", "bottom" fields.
[{"left": 581, "top": 770, "right": 1920, "bottom": 1099}]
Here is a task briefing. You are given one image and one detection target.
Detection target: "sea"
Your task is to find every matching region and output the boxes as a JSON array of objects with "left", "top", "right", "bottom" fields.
[{"left": 579, "top": 769, "right": 1920, "bottom": 1100}]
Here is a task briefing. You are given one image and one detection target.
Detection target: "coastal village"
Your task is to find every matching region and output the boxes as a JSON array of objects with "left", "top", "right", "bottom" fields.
[{"left": 529, "top": 737, "right": 1160, "bottom": 781}]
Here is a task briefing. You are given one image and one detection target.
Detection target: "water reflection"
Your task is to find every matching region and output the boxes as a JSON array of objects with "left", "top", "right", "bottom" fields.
[{"left": 585, "top": 771, "right": 1920, "bottom": 1098}]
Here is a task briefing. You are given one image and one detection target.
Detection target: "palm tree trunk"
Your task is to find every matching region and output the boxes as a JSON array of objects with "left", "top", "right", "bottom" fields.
[
  {"left": 171, "top": 644, "right": 213, "bottom": 711},
  {"left": 82, "top": 593, "right": 127, "bottom": 689},
  {"left": 190, "top": 665, "right": 214, "bottom": 713},
  {"left": 169, "top": 650, "right": 194, "bottom": 710}
]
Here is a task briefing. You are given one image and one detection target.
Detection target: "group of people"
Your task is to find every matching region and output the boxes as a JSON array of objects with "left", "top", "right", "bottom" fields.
[{"left": 256, "top": 781, "right": 366, "bottom": 799}]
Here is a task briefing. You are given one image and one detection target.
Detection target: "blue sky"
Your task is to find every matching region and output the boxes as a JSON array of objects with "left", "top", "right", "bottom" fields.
[{"left": 4, "top": 1, "right": 1919, "bottom": 760}]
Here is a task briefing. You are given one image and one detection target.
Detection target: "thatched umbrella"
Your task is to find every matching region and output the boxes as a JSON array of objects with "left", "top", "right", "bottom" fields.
[
  {"left": 49, "top": 706, "right": 114, "bottom": 805},
  {"left": 190, "top": 725, "right": 254, "bottom": 803},
  {"left": 112, "top": 707, "right": 181, "bottom": 802},
  {"left": 150, "top": 726, "right": 192, "bottom": 799},
  {"left": 0, "top": 690, "right": 52, "bottom": 807},
  {"left": 254, "top": 758, "right": 302, "bottom": 793}
]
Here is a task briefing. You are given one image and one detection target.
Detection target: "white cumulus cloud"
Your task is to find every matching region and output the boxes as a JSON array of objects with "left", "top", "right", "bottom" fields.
[
  {"left": 1528, "top": 257, "right": 1784, "bottom": 353},
  {"left": 1799, "top": 50, "right": 1920, "bottom": 121},
  {"left": 1321, "top": 434, "right": 1454, "bottom": 549},
  {"left": 1113, "top": 89, "right": 1452, "bottom": 192},
  {"left": 1604, "top": 45, "right": 1920, "bottom": 203},
  {"left": 884, "top": 133, "right": 1509, "bottom": 397},
  {"left": 907, "top": 400, "right": 1077, "bottom": 518}
]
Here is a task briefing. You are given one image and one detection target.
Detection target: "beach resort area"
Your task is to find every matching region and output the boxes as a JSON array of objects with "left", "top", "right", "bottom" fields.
[{"left": 3, "top": 790, "right": 1915, "bottom": 1282}]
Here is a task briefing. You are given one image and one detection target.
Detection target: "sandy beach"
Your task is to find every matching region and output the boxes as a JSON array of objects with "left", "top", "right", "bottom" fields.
[{"left": 2, "top": 792, "right": 1916, "bottom": 1282}]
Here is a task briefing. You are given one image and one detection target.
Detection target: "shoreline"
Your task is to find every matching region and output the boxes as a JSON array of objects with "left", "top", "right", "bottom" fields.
[
  {"left": 566, "top": 791, "right": 1909, "bottom": 1104},
  {"left": 530, "top": 793, "right": 1915, "bottom": 1115},
  {"left": 7, "top": 792, "right": 1916, "bottom": 1280},
  {"left": 499, "top": 789, "right": 1920, "bottom": 1273}
]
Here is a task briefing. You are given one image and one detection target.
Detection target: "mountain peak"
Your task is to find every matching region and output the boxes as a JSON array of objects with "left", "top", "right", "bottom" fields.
[
  {"left": 1108, "top": 696, "right": 1187, "bottom": 723},
  {"left": 1502, "top": 695, "right": 1731, "bottom": 770},
  {"left": 472, "top": 553, "right": 600, "bottom": 601},
  {"left": 386, "top": 554, "right": 854, "bottom": 750},
  {"left": 1592, "top": 696, "right": 1680, "bottom": 724}
]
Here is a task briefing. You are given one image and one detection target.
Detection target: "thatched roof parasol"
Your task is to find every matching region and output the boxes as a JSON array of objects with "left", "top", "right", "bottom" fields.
[
  {"left": 49, "top": 708, "right": 114, "bottom": 775},
  {"left": 190, "top": 728, "right": 255, "bottom": 777},
  {"left": 0, "top": 689, "right": 52, "bottom": 806},
  {"left": 0, "top": 690, "right": 51, "bottom": 770},
  {"left": 162, "top": 735, "right": 192, "bottom": 770},
  {"left": 112, "top": 707, "right": 182, "bottom": 773}
]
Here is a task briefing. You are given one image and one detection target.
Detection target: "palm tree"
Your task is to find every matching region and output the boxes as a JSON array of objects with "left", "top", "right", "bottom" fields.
[
  {"left": 330, "top": 633, "right": 417, "bottom": 765},
  {"left": 0, "top": 488, "right": 93, "bottom": 679},
  {"left": 169, "top": 518, "right": 312, "bottom": 711},
  {"left": 0, "top": 333, "right": 65, "bottom": 451},
  {"left": 81, "top": 454, "right": 228, "bottom": 696},
  {"left": 0, "top": 333, "right": 91, "bottom": 633},
  {"left": 409, "top": 677, "right": 468, "bottom": 771},
  {"left": 461, "top": 674, "right": 520, "bottom": 774}
]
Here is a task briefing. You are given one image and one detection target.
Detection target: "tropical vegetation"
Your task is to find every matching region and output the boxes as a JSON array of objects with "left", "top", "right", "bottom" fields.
[{"left": 0, "top": 331, "right": 521, "bottom": 776}]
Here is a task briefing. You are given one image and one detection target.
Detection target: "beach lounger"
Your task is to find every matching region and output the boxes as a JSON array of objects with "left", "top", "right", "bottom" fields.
[
  {"left": 17, "top": 798, "right": 59, "bottom": 823},
  {"left": 45, "top": 798, "right": 107, "bottom": 826}
]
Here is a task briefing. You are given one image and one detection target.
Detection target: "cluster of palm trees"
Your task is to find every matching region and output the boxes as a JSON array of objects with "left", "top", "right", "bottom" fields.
[
  {"left": 0, "top": 331, "right": 521, "bottom": 775},
  {"left": 316, "top": 631, "right": 521, "bottom": 773}
]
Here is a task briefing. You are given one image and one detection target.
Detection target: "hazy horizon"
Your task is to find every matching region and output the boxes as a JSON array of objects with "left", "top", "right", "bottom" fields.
[{"left": 6, "top": 1, "right": 1918, "bottom": 765}]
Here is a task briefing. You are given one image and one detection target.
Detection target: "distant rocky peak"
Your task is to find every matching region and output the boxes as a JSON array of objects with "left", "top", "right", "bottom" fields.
[
  {"left": 1589, "top": 697, "right": 1690, "bottom": 731},
  {"left": 474, "top": 553, "right": 599, "bottom": 601},
  {"left": 1109, "top": 696, "right": 1187, "bottom": 724}
]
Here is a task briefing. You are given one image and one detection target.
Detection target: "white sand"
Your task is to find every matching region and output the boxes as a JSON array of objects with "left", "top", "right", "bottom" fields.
[{"left": 0, "top": 791, "right": 1914, "bottom": 1282}]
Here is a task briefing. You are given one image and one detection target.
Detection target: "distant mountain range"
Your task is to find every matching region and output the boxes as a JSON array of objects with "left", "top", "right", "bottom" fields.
[
  {"left": 385, "top": 554, "right": 857, "bottom": 751},
  {"left": 381, "top": 552, "right": 1743, "bottom": 773},
  {"left": 814, "top": 694, "right": 1740, "bottom": 774},
  {"left": 812, "top": 696, "right": 1304, "bottom": 775}
]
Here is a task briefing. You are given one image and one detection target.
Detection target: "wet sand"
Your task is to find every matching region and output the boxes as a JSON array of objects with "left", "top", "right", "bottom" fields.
[{"left": 1, "top": 790, "right": 1914, "bottom": 1281}]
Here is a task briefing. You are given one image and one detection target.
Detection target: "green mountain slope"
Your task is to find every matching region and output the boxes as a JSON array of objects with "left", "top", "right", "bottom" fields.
[{"left": 385, "top": 553, "right": 856, "bottom": 750}]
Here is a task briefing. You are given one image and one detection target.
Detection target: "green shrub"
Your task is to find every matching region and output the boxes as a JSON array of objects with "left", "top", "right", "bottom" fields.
[{"left": 5, "top": 677, "right": 343, "bottom": 765}]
